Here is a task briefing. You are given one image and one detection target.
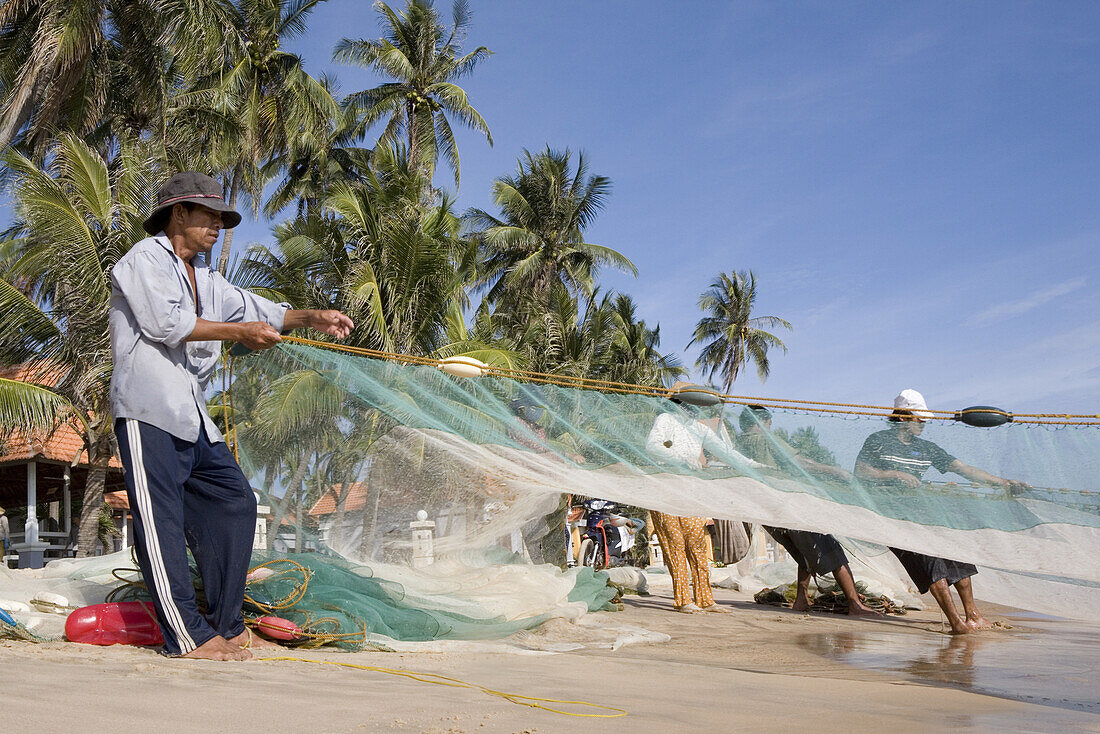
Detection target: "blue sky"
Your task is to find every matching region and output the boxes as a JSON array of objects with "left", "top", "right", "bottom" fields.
[{"left": 228, "top": 2, "right": 1099, "bottom": 413}]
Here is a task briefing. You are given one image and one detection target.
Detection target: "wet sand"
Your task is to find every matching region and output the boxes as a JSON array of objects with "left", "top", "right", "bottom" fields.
[{"left": 3, "top": 586, "right": 1098, "bottom": 732}]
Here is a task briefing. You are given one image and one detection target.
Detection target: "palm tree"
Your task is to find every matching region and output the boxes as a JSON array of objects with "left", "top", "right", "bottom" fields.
[
  {"left": 262, "top": 100, "right": 373, "bottom": 218},
  {"left": 334, "top": 0, "right": 492, "bottom": 187},
  {"left": 606, "top": 293, "right": 685, "bottom": 388},
  {"left": 0, "top": 0, "right": 216, "bottom": 154},
  {"left": 193, "top": 0, "right": 340, "bottom": 273},
  {"left": 238, "top": 144, "right": 515, "bottom": 365},
  {"left": 466, "top": 147, "right": 636, "bottom": 312},
  {"left": 689, "top": 270, "right": 791, "bottom": 394},
  {"left": 0, "top": 133, "right": 156, "bottom": 556}
]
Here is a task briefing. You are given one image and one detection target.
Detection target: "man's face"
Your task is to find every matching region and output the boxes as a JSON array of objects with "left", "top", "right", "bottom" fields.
[
  {"left": 900, "top": 416, "right": 925, "bottom": 437},
  {"left": 176, "top": 204, "right": 224, "bottom": 253}
]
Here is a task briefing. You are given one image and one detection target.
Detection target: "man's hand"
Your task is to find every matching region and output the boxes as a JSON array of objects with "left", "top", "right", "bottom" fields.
[
  {"left": 893, "top": 471, "right": 921, "bottom": 488},
  {"left": 1001, "top": 478, "right": 1031, "bottom": 495},
  {"left": 308, "top": 310, "right": 354, "bottom": 339},
  {"left": 236, "top": 321, "right": 282, "bottom": 350},
  {"left": 282, "top": 309, "right": 354, "bottom": 339}
]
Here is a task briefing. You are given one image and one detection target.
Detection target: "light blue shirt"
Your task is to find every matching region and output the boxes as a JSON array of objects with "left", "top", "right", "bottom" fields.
[{"left": 109, "top": 233, "right": 287, "bottom": 443}]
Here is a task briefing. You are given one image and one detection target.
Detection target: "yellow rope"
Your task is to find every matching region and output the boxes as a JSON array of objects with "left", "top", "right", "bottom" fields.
[
  {"left": 272, "top": 335, "right": 1100, "bottom": 425},
  {"left": 256, "top": 656, "right": 628, "bottom": 718}
]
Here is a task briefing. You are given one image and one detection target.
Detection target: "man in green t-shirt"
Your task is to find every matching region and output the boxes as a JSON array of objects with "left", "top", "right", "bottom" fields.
[
  {"left": 737, "top": 406, "right": 879, "bottom": 616},
  {"left": 855, "top": 389, "right": 1028, "bottom": 634}
]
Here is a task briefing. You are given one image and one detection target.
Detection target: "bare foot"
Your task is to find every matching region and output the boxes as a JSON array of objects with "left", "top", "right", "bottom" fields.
[
  {"left": 182, "top": 635, "right": 251, "bottom": 661},
  {"left": 966, "top": 616, "right": 992, "bottom": 631},
  {"left": 847, "top": 602, "right": 884, "bottom": 618},
  {"left": 228, "top": 628, "right": 281, "bottom": 650},
  {"left": 791, "top": 599, "right": 811, "bottom": 612},
  {"left": 946, "top": 619, "right": 972, "bottom": 635},
  {"left": 674, "top": 603, "right": 702, "bottom": 614}
]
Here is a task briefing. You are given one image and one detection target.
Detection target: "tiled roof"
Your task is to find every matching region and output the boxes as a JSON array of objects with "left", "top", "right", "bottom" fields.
[
  {"left": 308, "top": 482, "right": 368, "bottom": 516},
  {"left": 0, "top": 364, "right": 122, "bottom": 469},
  {"left": 104, "top": 491, "right": 130, "bottom": 510}
]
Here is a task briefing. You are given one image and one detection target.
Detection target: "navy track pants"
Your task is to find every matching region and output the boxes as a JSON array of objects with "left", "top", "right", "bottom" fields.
[{"left": 115, "top": 418, "right": 256, "bottom": 656}]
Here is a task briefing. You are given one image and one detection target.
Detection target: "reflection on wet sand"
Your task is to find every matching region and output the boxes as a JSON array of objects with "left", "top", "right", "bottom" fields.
[{"left": 798, "top": 619, "right": 1100, "bottom": 714}]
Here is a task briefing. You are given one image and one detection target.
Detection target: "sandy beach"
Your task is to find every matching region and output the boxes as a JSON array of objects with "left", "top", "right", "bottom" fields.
[{"left": 4, "top": 584, "right": 1098, "bottom": 733}]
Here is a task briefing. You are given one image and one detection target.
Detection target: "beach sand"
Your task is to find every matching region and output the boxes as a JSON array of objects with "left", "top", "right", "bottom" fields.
[{"left": 3, "top": 586, "right": 1098, "bottom": 733}]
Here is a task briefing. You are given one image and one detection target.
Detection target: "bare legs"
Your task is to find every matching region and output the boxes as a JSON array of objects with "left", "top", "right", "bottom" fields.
[
  {"left": 833, "top": 565, "right": 882, "bottom": 616},
  {"left": 790, "top": 565, "right": 882, "bottom": 617},
  {"left": 791, "top": 566, "right": 813, "bottom": 612},
  {"left": 928, "top": 578, "right": 971, "bottom": 635},
  {"left": 954, "top": 577, "right": 990, "bottom": 630}
]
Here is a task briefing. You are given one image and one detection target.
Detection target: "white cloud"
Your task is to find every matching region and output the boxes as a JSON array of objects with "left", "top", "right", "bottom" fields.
[{"left": 965, "top": 277, "right": 1087, "bottom": 326}]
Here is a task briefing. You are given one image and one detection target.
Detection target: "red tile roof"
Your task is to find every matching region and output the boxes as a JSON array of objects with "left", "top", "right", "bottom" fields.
[
  {"left": 104, "top": 491, "right": 130, "bottom": 510},
  {"left": 0, "top": 364, "right": 122, "bottom": 469},
  {"left": 308, "top": 482, "right": 368, "bottom": 516}
]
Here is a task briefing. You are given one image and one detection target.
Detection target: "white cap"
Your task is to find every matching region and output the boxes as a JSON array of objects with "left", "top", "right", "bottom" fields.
[{"left": 894, "top": 389, "right": 934, "bottom": 421}]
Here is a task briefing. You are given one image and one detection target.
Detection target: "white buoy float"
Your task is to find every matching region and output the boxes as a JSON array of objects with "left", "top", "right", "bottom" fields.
[
  {"left": 438, "top": 355, "right": 488, "bottom": 378},
  {"left": 30, "top": 591, "right": 70, "bottom": 614}
]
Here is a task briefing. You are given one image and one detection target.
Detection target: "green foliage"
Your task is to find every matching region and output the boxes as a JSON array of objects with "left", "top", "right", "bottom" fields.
[
  {"left": 335, "top": 0, "right": 492, "bottom": 187},
  {"left": 772, "top": 426, "right": 838, "bottom": 467},
  {"left": 0, "top": 133, "right": 156, "bottom": 555},
  {"left": 690, "top": 270, "right": 791, "bottom": 393},
  {"left": 466, "top": 147, "right": 636, "bottom": 311}
]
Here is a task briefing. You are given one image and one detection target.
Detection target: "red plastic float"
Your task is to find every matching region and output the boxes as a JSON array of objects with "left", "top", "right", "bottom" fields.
[
  {"left": 65, "top": 602, "right": 164, "bottom": 647},
  {"left": 253, "top": 615, "right": 301, "bottom": 641}
]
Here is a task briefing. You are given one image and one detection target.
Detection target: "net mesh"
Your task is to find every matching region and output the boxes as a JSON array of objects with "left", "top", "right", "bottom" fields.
[
  {"left": 3, "top": 339, "right": 1098, "bottom": 643},
  {"left": 233, "top": 341, "right": 1099, "bottom": 621}
]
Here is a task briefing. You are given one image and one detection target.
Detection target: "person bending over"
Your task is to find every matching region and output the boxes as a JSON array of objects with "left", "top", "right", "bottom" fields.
[
  {"left": 736, "top": 406, "right": 880, "bottom": 617},
  {"left": 854, "top": 389, "right": 1028, "bottom": 634}
]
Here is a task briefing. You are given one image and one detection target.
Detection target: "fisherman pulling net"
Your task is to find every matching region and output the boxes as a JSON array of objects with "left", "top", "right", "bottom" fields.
[
  {"left": 225, "top": 339, "right": 1098, "bottom": 624},
  {"left": 3, "top": 337, "right": 1098, "bottom": 646}
]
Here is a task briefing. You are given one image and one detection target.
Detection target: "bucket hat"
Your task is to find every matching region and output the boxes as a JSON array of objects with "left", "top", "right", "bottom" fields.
[{"left": 143, "top": 171, "right": 242, "bottom": 234}]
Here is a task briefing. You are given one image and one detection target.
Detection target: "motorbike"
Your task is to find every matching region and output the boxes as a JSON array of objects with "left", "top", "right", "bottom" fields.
[{"left": 575, "top": 499, "right": 644, "bottom": 570}]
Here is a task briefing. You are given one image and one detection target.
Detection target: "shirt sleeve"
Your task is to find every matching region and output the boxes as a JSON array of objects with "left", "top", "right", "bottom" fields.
[
  {"left": 210, "top": 271, "right": 289, "bottom": 330},
  {"left": 855, "top": 432, "right": 884, "bottom": 469},
  {"left": 702, "top": 424, "right": 767, "bottom": 469},
  {"left": 925, "top": 440, "right": 957, "bottom": 473},
  {"left": 111, "top": 250, "right": 196, "bottom": 348}
]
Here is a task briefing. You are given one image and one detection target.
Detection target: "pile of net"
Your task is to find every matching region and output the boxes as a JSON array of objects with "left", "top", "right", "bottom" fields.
[{"left": 753, "top": 578, "right": 907, "bottom": 615}]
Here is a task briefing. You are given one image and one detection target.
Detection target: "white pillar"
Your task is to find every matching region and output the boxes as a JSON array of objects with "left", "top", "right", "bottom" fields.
[
  {"left": 62, "top": 466, "right": 71, "bottom": 535},
  {"left": 25, "top": 462, "right": 38, "bottom": 545},
  {"left": 410, "top": 510, "right": 436, "bottom": 569}
]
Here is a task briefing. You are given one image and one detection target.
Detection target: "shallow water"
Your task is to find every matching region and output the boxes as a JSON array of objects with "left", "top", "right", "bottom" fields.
[{"left": 797, "top": 615, "right": 1100, "bottom": 714}]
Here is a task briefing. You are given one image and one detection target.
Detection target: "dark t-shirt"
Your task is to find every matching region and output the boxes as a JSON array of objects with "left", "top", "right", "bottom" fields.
[
  {"left": 855, "top": 428, "right": 956, "bottom": 481},
  {"left": 736, "top": 431, "right": 800, "bottom": 472}
]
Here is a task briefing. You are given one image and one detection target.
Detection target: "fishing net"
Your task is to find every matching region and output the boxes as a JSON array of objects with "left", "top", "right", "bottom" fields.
[
  {"left": 227, "top": 341, "right": 1098, "bottom": 621},
  {"left": 2, "top": 338, "right": 1096, "bottom": 644}
]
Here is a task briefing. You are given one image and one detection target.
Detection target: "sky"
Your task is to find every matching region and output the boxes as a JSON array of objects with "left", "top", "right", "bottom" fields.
[{"left": 190, "top": 2, "right": 1100, "bottom": 414}]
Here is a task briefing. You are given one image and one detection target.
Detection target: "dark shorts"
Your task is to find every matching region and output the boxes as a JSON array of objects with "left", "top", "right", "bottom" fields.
[
  {"left": 764, "top": 527, "right": 848, "bottom": 576},
  {"left": 890, "top": 548, "right": 977, "bottom": 594}
]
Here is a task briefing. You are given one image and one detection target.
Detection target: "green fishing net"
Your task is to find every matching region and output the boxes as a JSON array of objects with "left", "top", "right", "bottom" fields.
[{"left": 229, "top": 342, "right": 1099, "bottom": 621}]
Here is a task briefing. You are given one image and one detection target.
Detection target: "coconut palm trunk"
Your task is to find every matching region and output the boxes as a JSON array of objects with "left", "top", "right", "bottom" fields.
[
  {"left": 75, "top": 434, "right": 115, "bottom": 557},
  {"left": 216, "top": 163, "right": 245, "bottom": 274}
]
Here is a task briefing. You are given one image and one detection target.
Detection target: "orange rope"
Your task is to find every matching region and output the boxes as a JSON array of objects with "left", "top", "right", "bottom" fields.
[{"left": 266, "top": 335, "right": 1100, "bottom": 426}]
